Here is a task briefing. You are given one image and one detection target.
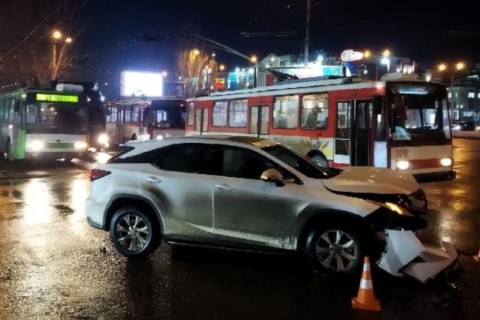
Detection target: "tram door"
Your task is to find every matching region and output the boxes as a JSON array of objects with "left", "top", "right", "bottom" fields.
[
  {"left": 334, "top": 100, "right": 373, "bottom": 166},
  {"left": 195, "top": 108, "right": 208, "bottom": 135},
  {"left": 249, "top": 106, "right": 269, "bottom": 137}
]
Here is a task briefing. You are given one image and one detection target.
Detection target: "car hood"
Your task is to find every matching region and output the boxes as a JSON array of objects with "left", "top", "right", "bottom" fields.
[{"left": 322, "top": 166, "right": 419, "bottom": 195}]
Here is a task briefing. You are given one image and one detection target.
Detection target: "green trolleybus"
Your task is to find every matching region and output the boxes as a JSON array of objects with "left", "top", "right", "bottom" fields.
[{"left": 0, "top": 83, "right": 107, "bottom": 161}]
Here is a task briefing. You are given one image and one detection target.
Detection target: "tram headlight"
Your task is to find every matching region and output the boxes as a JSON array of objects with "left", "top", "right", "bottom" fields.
[
  {"left": 27, "top": 140, "right": 45, "bottom": 152},
  {"left": 440, "top": 158, "right": 452, "bottom": 167},
  {"left": 74, "top": 141, "right": 88, "bottom": 150},
  {"left": 97, "top": 133, "right": 109, "bottom": 146},
  {"left": 396, "top": 160, "right": 410, "bottom": 170}
]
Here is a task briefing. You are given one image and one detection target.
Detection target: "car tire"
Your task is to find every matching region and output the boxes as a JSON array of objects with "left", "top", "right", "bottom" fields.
[
  {"left": 306, "top": 150, "right": 328, "bottom": 167},
  {"left": 109, "top": 206, "right": 161, "bottom": 258},
  {"left": 305, "top": 223, "right": 364, "bottom": 278}
]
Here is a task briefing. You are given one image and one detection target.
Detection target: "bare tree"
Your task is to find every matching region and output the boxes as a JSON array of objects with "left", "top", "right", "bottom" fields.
[
  {"left": 0, "top": 0, "right": 91, "bottom": 88},
  {"left": 178, "top": 47, "right": 217, "bottom": 98}
]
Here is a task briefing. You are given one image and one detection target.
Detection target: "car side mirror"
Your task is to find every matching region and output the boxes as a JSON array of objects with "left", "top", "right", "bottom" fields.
[{"left": 260, "top": 168, "right": 285, "bottom": 187}]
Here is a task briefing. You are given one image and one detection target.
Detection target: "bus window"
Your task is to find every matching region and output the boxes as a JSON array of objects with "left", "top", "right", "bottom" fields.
[{"left": 26, "top": 104, "right": 37, "bottom": 124}]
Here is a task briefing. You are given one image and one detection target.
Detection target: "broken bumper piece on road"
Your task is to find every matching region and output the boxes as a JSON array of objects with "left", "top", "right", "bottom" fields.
[{"left": 377, "top": 229, "right": 459, "bottom": 283}]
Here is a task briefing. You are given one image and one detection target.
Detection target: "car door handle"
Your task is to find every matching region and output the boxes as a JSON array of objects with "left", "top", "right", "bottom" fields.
[
  {"left": 215, "top": 184, "right": 234, "bottom": 191},
  {"left": 144, "top": 176, "right": 163, "bottom": 184}
]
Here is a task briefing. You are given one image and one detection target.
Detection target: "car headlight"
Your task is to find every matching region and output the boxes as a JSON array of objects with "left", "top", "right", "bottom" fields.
[
  {"left": 97, "top": 133, "right": 109, "bottom": 145},
  {"left": 27, "top": 140, "right": 44, "bottom": 152},
  {"left": 384, "top": 202, "right": 407, "bottom": 215},
  {"left": 366, "top": 205, "right": 427, "bottom": 231}
]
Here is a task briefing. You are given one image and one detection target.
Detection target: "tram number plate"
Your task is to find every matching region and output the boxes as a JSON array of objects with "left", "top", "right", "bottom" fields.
[{"left": 394, "top": 148, "right": 408, "bottom": 159}]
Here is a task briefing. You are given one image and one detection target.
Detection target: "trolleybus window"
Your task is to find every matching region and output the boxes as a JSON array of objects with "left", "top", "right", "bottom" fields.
[
  {"left": 273, "top": 95, "right": 299, "bottom": 129},
  {"left": 213, "top": 101, "right": 228, "bottom": 126},
  {"left": 302, "top": 94, "right": 329, "bottom": 129},
  {"left": 228, "top": 99, "right": 247, "bottom": 127}
]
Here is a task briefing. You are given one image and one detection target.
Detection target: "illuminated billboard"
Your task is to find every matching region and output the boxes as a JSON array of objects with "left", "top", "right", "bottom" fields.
[{"left": 121, "top": 71, "right": 163, "bottom": 97}]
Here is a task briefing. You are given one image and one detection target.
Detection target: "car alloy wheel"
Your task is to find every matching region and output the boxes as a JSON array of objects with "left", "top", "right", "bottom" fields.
[
  {"left": 110, "top": 206, "right": 160, "bottom": 258},
  {"left": 306, "top": 224, "right": 363, "bottom": 277}
]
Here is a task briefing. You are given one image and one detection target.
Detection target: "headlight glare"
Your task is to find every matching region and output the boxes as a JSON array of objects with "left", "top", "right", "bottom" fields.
[
  {"left": 384, "top": 202, "right": 407, "bottom": 215},
  {"left": 396, "top": 160, "right": 410, "bottom": 170},
  {"left": 28, "top": 140, "right": 44, "bottom": 152},
  {"left": 74, "top": 141, "right": 88, "bottom": 150},
  {"left": 97, "top": 133, "right": 109, "bottom": 145},
  {"left": 440, "top": 158, "right": 452, "bottom": 167}
]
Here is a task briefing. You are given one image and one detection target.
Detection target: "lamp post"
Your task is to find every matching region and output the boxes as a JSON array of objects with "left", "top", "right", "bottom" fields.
[
  {"left": 437, "top": 62, "right": 465, "bottom": 88},
  {"left": 363, "top": 49, "right": 391, "bottom": 80},
  {"left": 51, "top": 29, "right": 73, "bottom": 81}
]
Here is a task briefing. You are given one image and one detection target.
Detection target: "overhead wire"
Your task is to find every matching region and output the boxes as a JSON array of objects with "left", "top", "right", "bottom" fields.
[{"left": 0, "top": 0, "right": 92, "bottom": 71}]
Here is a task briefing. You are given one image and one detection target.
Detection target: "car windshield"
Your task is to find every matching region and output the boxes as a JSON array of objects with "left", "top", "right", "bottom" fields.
[{"left": 261, "top": 144, "right": 341, "bottom": 179}]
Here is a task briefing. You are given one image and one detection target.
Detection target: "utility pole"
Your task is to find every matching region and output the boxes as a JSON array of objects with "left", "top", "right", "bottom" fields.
[{"left": 304, "top": 0, "right": 311, "bottom": 66}]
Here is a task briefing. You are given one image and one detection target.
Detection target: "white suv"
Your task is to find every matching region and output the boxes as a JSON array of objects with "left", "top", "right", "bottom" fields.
[{"left": 85, "top": 136, "right": 456, "bottom": 280}]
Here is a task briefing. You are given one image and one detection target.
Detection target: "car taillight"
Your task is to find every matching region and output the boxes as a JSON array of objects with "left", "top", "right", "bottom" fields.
[{"left": 90, "top": 169, "right": 111, "bottom": 181}]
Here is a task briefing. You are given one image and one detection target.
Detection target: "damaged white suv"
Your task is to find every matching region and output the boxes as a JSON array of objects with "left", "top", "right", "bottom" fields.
[{"left": 85, "top": 136, "right": 457, "bottom": 282}]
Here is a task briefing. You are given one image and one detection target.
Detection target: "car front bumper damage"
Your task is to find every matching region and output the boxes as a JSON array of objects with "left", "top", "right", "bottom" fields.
[{"left": 377, "top": 229, "right": 459, "bottom": 283}]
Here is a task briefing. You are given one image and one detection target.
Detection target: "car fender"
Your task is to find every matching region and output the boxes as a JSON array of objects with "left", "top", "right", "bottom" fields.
[{"left": 105, "top": 193, "right": 165, "bottom": 233}]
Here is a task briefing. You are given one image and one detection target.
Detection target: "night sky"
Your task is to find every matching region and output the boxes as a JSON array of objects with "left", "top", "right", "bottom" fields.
[{"left": 1, "top": 0, "right": 480, "bottom": 86}]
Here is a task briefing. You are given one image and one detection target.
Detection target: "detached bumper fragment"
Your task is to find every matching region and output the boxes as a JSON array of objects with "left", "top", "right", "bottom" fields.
[{"left": 377, "top": 229, "right": 459, "bottom": 283}]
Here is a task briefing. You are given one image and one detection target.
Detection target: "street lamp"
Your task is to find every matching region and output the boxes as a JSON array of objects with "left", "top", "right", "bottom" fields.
[
  {"left": 381, "top": 49, "right": 391, "bottom": 72},
  {"left": 51, "top": 29, "right": 73, "bottom": 81},
  {"left": 437, "top": 62, "right": 465, "bottom": 87}
]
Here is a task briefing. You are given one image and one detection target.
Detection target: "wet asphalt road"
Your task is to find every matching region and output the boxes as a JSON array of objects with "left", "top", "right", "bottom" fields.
[{"left": 0, "top": 139, "right": 480, "bottom": 320}]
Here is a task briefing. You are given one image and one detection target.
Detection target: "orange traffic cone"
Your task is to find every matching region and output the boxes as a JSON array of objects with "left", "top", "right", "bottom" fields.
[
  {"left": 474, "top": 247, "right": 480, "bottom": 262},
  {"left": 351, "top": 256, "right": 382, "bottom": 311}
]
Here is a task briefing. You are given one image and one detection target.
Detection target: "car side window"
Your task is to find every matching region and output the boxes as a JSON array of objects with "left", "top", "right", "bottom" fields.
[
  {"left": 220, "top": 146, "right": 296, "bottom": 183},
  {"left": 152, "top": 143, "right": 218, "bottom": 175},
  {"left": 221, "top": 147, "right": 272, "bottom": 179}
]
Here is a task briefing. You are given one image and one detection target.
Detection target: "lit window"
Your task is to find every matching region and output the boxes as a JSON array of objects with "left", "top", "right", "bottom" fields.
[
  {"left": 228, "top": 99, "right": 247, "bottom": 127},
  {"left": 468, "top": 92, "right": 475, "bottom": 98},
  {"left": 212, "top": 101, "right": 228, "bottom": 126}
]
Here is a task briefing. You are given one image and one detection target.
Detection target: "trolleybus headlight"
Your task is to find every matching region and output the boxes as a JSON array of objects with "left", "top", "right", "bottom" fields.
[
  {"left": 97, "top": 133, "right": 109, "bottom": 146},
  {"left": 440, "top": 158, "right": 452, "bottom": 167},
  {"left": 74, "top": 141, "right": 88, "bottom": 150},
  {"left": 396, "top": 160, "right": 410, "bottom": 170},
  {"left": 27, "top": 140, "right": 45, "bottom": 152}
]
